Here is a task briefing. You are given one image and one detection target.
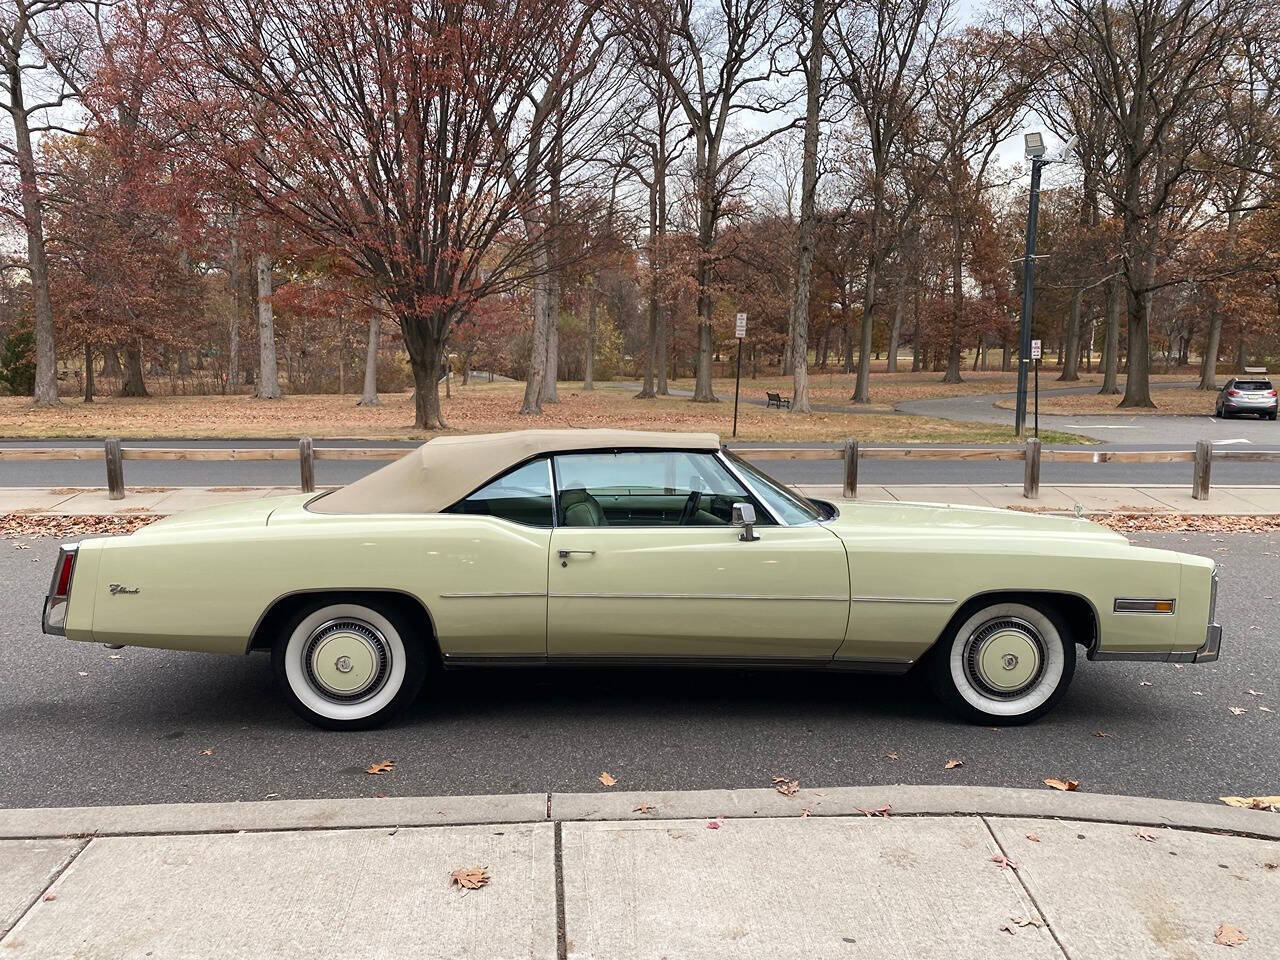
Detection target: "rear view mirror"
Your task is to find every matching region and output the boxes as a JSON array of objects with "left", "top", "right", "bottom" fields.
[{"left": 732, "top": 502, "right": 759, "bottom": 542}]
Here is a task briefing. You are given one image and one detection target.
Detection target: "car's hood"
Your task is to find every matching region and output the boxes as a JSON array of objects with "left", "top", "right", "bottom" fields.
[
  {"left": 823, "top": 498, "right": 1128, "bottom": 543},
  {"left": 130, "top": 494, "right": 312, "bottom": 536}
]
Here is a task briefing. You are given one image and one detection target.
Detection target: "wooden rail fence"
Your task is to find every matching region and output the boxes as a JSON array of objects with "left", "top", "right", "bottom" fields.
[{"left": 0, "top": 437, "right": 1272, "bottom": 502}]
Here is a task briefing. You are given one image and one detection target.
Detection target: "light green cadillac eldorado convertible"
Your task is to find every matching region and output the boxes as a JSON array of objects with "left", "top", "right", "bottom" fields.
[{"left": 42, "top": 429, "right": 1221, "bottom": 729}]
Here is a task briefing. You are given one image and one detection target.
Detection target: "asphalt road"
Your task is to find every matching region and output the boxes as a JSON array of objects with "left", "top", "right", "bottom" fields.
[
  {"left": 4, "top": 437, "right": 1280, "bottom": 488},
  {"left": 1, "top": 531, "right": 1275, "bottom": 809}
]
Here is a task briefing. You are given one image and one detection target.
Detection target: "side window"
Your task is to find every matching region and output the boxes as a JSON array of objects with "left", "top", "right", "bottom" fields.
[
  {"left": 444, "top": 458, "right": 553, "bottom": 527},
  {"left": 553, "top": 450, "right": 768, "bottom": 527}
]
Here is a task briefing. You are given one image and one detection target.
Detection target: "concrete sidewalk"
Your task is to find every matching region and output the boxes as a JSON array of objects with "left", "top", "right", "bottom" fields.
[
  {"left": 1, "top": 786, "right": 1276, "bottom": 959},
  {"left": 3, "top": 483, "right": 1280, "bottom": 516}
]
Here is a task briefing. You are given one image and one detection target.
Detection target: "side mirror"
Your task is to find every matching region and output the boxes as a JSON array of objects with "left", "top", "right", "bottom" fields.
[{"left": 732, "top": 502, "right": 759, "bottom": 542}]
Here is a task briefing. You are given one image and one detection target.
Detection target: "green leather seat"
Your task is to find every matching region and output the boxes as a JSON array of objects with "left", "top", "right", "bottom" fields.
[{"left": 561, "top": 487, "right": 608, "bottom": 526}]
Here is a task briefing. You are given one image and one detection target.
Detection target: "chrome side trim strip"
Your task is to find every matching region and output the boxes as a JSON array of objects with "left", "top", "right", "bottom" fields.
[
  {"left": 548, "top": 592, "right": 848, "bottom": 601},
  {"left": 715, "top": 451, "right": 785, "bottom": 526},
  {"left": 851, "top": 596, "right": 956, "bottom": 605},
  {"left": 439, "top": 591, "right": 547, "bottom": 599}
]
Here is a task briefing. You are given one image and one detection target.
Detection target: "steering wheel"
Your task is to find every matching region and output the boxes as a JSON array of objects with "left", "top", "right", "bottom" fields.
[{"left": 677, "top": 490, "right": 702, "bottom": 525}]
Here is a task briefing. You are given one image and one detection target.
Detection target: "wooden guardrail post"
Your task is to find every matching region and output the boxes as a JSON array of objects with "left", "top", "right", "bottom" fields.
[
  {"left": 1193, "top": 440, "right": 1212, "bottom": 500},
  {"left": 298, "top": 437, "right": 315, "bottom": 493},
  {"left": 843, "top": 439, "right": 858, "bottom": 499},
  {"left": 104, "top": 438, "right": 125, "bottom": 500},
  {"left": 1023, "top": 437, "right": 1041, "bottom": 499}
]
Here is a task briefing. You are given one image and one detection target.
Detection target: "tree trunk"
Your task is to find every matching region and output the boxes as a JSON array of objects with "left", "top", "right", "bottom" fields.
[
  {"left": 788, "top": 0, "right": 823, "bottom": 414},
  {"left": 5, "top": 71, "right": 59, "bottom": 406},
  {"left": 359, "top": 313, "right": 380, "bottom": 406},
  {"left": 942, "top": 218, "right": 964, "bottom": 384},
  {"left": 255, "top": 252, "right": 282, "bottom": 399},
  {"left": 227, "top": 234, "right": 241, "bottom": 394},
  {"left": 121, "top": 342, "right": 148, "bottom": 397},
  {"left": 1236, "top": 335, "right": 1248, "bottom": 374},
  {"left": 583, "top": 281, "right": 596, "bottom": 390},
  {"left": 852, "top": 251, "right": 878, "bottom": 401},
  {"left": 403, "top": 317, "right": 447, "bottom": 429},
  {"left": 521, "top": 250, "right": 553, "bottom": 414},
  {"left": 1059, "top": 288, "right": 1083, "bottom": 381},
  {"left": 1099, "top": 275, "right": 1122, "bottom": 394},
  {"left": 886, "top": 280, "right": 904, "bottom": 373},
  {"left": 1119, "top": 225, "right": 1156, "bottom": 408},
  {"left": 541, "top": 287, "right": 560, "bottom": 403},
  {"left": 101, "top": 347, "right": 122, "bottom": 379},
  {"left": 657, "top": 311, "right": 669, "bottom": 395},
  {"left": 83, "top": 342, "right": 94, "bottom": 403}
]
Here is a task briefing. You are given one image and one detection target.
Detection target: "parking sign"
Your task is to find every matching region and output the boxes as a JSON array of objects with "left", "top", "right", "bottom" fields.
[
  {"left": 735, "top": 313, "right": 747, "bottom": 339},
  {"left": 1031, "top": 339, "right": 1042, "bottom": 360}
]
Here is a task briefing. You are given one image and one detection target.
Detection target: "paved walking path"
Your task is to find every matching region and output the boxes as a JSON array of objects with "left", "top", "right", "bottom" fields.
[
  {"left": 3, "top": 482, "right": 1279, "bottom": 516},
  {"left": 1, "top": 786, "right": 1275, "bottom": 959}
]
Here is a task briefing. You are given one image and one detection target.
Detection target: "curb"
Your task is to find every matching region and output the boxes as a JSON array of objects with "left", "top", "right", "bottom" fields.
[{"left": 2, "top": 785, "right": 1276, "bottom": 842}]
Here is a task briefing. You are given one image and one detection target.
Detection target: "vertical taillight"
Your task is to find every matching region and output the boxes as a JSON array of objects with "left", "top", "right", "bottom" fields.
[
  {"left": 43, "top": 543, "right": 78, "bottom": 636},
  {"left": 53, "top": 550, "right": 75, "bottom": 597}
]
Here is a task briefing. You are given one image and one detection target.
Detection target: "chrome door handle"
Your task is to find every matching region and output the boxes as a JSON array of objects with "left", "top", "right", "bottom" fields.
[{"left": 557, "top": 549, "right": 596, "bottom": 566}]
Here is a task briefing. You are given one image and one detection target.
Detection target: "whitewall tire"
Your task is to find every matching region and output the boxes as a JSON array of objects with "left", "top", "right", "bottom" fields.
[
  {"left": 927, "top": 601, "right": 1076, "bottom": 725},
  {"left": 272, "top": 600, "right": 428, "bottom": 730}
]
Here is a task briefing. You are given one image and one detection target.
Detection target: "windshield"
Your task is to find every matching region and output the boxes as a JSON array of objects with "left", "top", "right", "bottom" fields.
[{"left": 722, "top": 450, "right": 822, "bottom": 524}]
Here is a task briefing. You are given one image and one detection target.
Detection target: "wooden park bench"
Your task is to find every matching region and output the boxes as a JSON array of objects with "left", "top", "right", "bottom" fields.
[{"left": 765, "top": 391, "right": 792, "bottom": 410}]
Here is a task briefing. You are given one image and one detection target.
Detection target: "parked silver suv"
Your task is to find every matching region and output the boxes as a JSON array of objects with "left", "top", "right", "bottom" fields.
[{"left": 1216, "top": 377, "right": 1278, "bottom": 420}]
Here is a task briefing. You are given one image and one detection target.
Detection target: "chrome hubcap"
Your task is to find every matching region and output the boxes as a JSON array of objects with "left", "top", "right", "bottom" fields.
[
  {"left": 303, "top": 619, "right": 391, "bottom": 703},
  {"left": 963, "top": 617, "right": 1044, "bottom": 699}
]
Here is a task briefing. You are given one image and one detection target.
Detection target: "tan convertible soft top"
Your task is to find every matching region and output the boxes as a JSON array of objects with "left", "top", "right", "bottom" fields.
[{"left": 310, "top": 429, "right": 722, "bottom": 515}]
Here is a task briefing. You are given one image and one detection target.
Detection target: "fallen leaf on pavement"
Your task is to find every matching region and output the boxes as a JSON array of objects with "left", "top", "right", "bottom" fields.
[
  {"left": 200, "top": 748, "right": 213, "bottom": 756},
  {"left": 1247, "top": 690, "right": 1263, "bottom": 696},
  {"left": 632, "top": 803, "right": 655, "bottom": 814},
  {"left": 1008, "top": 915, "right": 1043, "bottom": 928},
  {"left": 1136, "top": 829, "right": 1157, "bottom": 842},
  {"left": 1044, "top": 778, "right": 1080, "bottom": 791},
  {"left": 706, "top": 820, "right": 722, "bottom": 829},
  {"left": 1092, "top": 730, "right": 1112, "bottom": 738},
  {"left": 800, "top": 808, "right": 812, "bottom": 817},
  {"left": 988, "top": 854, "right": 1018, "bottom": 870},
  {"left": 1260, "top": 706, "right": 1274, "bottom": 713},
  {"left": 1214, "top": 923, "right": 1248, "bottom": 947},
  {"left": 1139, "top": 680, "right": 1152, "bottom": 686},
  {"left": 856, "top": 804, "right": 892, "bottom": 818},
  {"left": 1229, "top": 707, "right": 1247, "bottom": 716},
  {"left": 883, "top": 751, "right": 899, "bottom": 761},
  {"left": 598, "top": 771, "right": 617, "bottom": 787},
  {"left": 76, "top": 671, "right": 87, "bottom": 677},
  {"left": 365, "top": 760, "right": 394, "bottom": 775},
  {"left": 772, "top": 776, "right": 799, "bottom": 796},
  {"left": 449, "top": 867, "right": 489, "bottom": 890},
  {"left": 1025, "top": 833, "right": 1040, "bottom": 843},
  {"left": 107, "top": 654, "right": 123, "bottom": 660},
  {"left": 1219, "top": 796, "right": 1280, "bottom": 812},
  {"left": 42, "top": 893, "right": 55, "bottom": 902},
  {"left": 945, "top": 759, "right": 964, "bottom": 770}
]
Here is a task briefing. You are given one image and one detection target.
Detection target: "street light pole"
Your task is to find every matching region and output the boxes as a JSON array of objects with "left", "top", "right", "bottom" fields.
[{"left": 1015, "top": 135, "right": 1048, "bottom": 437}]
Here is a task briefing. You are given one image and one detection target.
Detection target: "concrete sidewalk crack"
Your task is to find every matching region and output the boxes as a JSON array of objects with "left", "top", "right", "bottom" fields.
[
  {"left": 981, "top": 816, "right": 1074, "bottom": 960},
  {"left": 554, "top": 821, "right": 567, "bottom": 960},
  {"left": 0, "top": 837, "right": 90, "bottom": 945}
]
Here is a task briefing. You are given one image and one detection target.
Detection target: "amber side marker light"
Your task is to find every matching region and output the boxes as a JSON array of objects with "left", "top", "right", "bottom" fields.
[{"left": 1113, "top": 598, "right": 1175, "bottom": 614}]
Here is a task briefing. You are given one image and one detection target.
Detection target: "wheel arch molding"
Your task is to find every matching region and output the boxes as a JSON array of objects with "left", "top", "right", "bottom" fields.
[
  {"left": 247, "top": 588, "right": 441, "bottom": 661},
  {"left": 928, "top": 589, "right": 1099, "bottom": 657}
]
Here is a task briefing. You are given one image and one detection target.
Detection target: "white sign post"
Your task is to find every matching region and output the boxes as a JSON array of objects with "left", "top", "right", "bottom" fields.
[
  {"left": 732, "top": 314, "right": 747, "bottom": 437},
  {"left": 1030, "top": 340, "right": 1042, "bottom": 436}
]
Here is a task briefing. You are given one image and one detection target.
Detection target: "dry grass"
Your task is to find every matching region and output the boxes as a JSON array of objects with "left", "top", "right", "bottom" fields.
[
  {"left": 0, "top": 380, "right": 1083, "bottom": 444},
  {"left": 993, "top": 387, "right": 1217, "bottom": 417},
  {"left": 672, "top": 369, "right": 1194, "bottom": 409}
]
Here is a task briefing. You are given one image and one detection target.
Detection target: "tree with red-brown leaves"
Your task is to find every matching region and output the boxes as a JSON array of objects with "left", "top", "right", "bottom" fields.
[{"left": 151, "top": 0, "right": 563, "bottom": 429}]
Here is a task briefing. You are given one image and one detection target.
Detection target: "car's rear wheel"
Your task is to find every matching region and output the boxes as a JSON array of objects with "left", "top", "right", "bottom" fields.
[
  {"left": 927, "top": 601, "right": 1076, "bottom": 725},
  {"left": 272, "top": 600, "right": 428, "bottom": 730}
]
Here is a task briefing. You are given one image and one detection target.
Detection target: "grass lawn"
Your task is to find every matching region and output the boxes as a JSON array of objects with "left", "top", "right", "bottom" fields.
[
  {"left": 0, "top": 380, "right": 1084, "bottom": 444},
  {"left": 672, "top": 369, "right": 1193, "bottom": 409},
  {"left": 993, "top": 387, "right": 1216, "bottom": 416}
]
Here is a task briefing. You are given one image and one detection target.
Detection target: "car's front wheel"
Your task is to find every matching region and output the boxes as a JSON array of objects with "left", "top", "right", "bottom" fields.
[
  {"left": 927, "top": 601, "right": 1076, "bottom": 725},
  {"left": 272, "top": 600, "right": 428, "bottom": 730}
]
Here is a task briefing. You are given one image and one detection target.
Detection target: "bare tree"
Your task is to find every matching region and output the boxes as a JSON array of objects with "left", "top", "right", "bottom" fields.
[
  {"left": 624, "top": 0, "right": 800, "bottom": 403},
  {"left": 829, "top": 0, "right": 950, "bottom": 402},
  {"left": 1043, "top": 0, "right": 1247, "bottom": 407},
  {"left": 1, "top": 0, "right": 96, "bottom": 404}
]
